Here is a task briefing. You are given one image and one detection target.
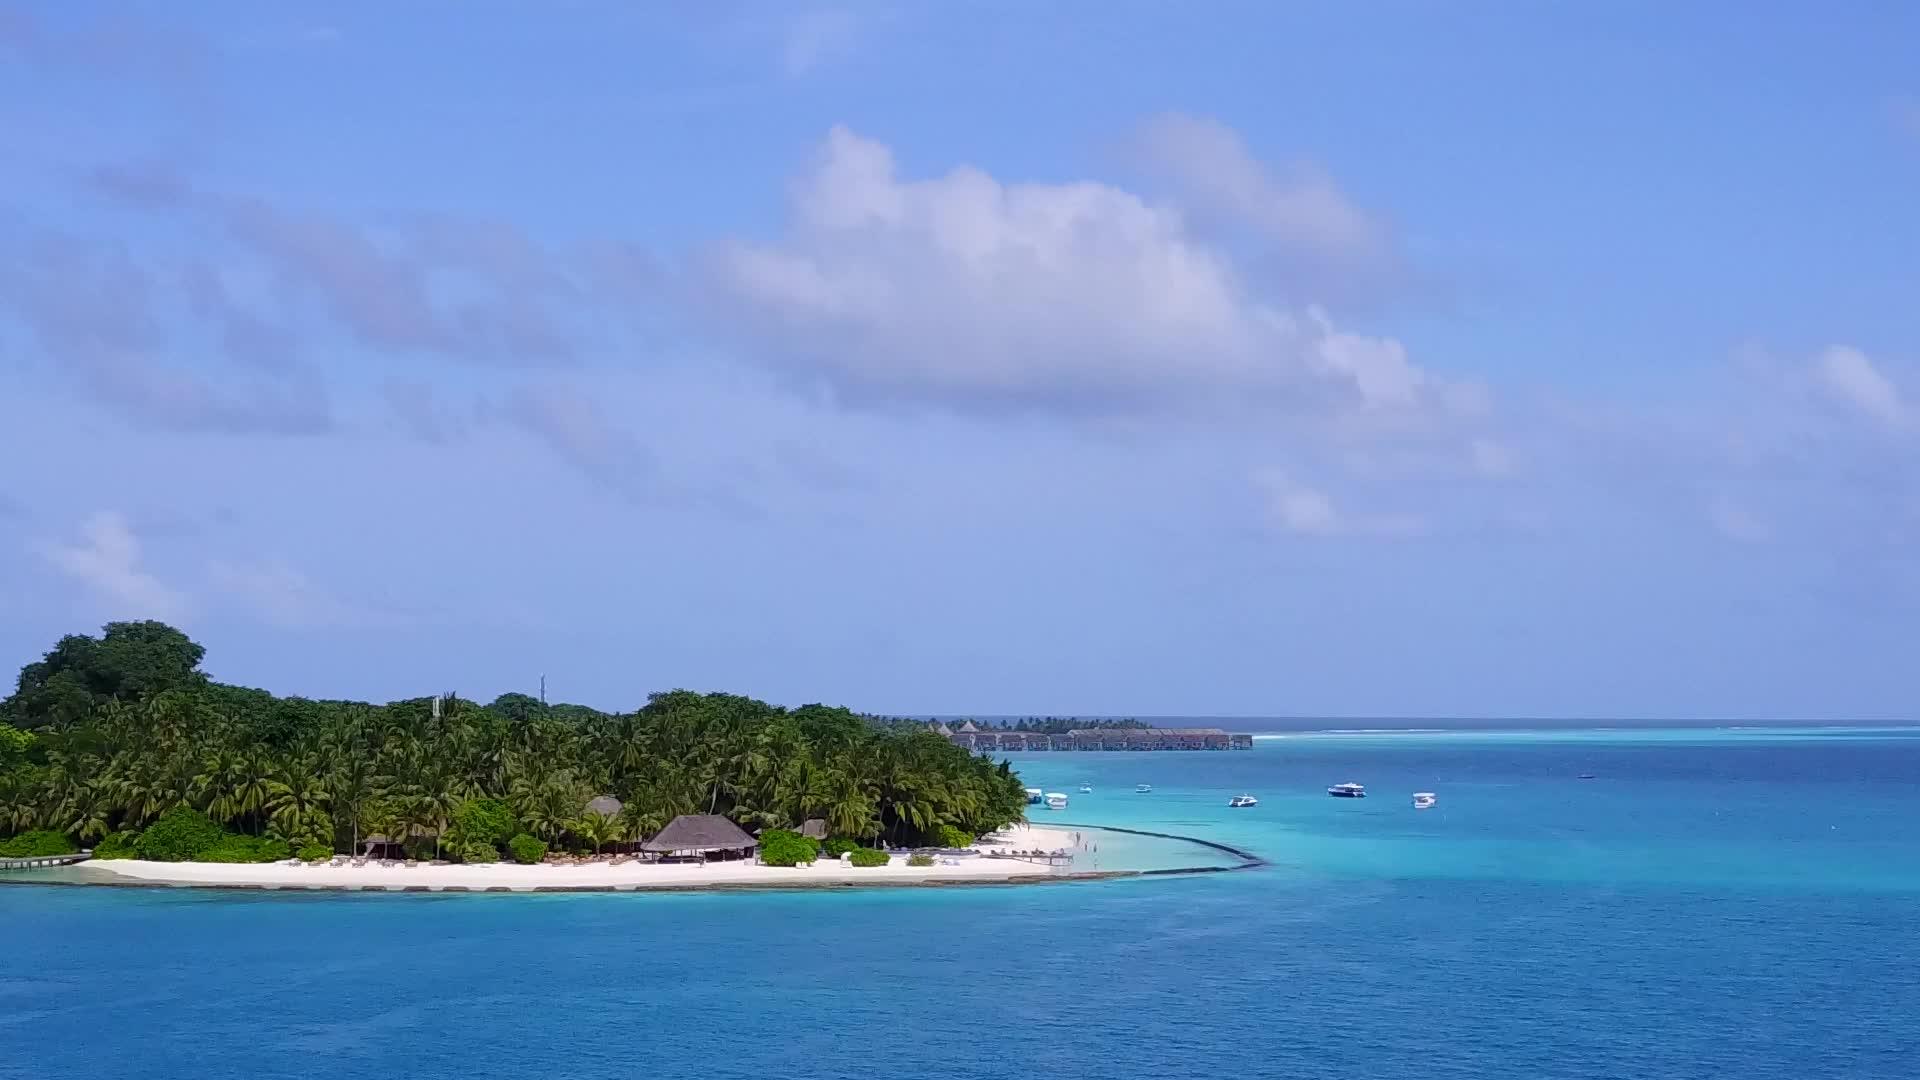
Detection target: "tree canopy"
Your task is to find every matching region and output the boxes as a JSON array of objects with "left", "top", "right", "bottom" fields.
[{"left": 0, "top": 623, "right": 1028, "bottom": 858}]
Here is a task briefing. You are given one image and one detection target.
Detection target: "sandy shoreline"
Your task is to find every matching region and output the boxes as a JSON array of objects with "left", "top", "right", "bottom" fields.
[{"left": 60, "top": 824, "right": 1096, "bottom": 892}]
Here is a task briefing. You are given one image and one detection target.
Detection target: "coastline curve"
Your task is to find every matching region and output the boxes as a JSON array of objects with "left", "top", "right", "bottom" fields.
[{"left": 0, "top": 823, "right": 1263, "bottom": 895}]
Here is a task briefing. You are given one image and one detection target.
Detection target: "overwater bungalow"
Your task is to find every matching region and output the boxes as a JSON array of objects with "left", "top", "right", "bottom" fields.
[{"left": 642, "top": 814, "right": 757, "bottom": 863}]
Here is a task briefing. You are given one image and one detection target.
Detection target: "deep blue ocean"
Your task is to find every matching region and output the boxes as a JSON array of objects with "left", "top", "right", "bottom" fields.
[{"left": 5, "top": 726, "right": 1918, "bottom": 1079}]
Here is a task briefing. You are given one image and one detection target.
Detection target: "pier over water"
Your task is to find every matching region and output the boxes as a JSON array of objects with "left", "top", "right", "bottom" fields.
[{"left": 0, "top": 852, "right": 92, "bottom": 872}]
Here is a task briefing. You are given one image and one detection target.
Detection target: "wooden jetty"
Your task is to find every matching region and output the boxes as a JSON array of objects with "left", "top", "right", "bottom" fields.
[{"left": 0, "top": 851, "right": 92, "bottom": 871}]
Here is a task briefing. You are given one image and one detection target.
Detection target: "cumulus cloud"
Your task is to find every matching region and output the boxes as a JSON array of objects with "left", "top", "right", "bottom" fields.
[
  {"left": 1815, "top": 345, "right": 1908, "bottom": 430},
  {"left": 1251, "top": 468, "right": 1422, "bottom": 537},
  {"left": 36, "top": 512, "right": 190, "bottom": 619},
  {"left": 703, "top": 125, "right": 1448, "bottom": 418},
  {"left": 1133, "top": 112, "right": 1390, "bottom": 269}
]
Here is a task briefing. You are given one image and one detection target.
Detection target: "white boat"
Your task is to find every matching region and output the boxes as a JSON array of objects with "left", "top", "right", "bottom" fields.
[
  {"left": 1025, "top": 787, "right": 1044, "bottom": 805},
  {"left": 1228, "top": 794, "right": 1259, "bottom": 808},
  {"left": 1135, "top": 783, "right": 1153, "bottom": 793},
  {"left": 1327, "top": 782, "right": 1366, "bottom": 798},
  {"left": 1078, "top": 783, "right": 1092, "bottom": 794},
  {"left": 1412, "top": 792, "right": 1437, "bottom": 809},
  {"left": 1044, "top": 792, "right": 1069, "bottom": 810}
]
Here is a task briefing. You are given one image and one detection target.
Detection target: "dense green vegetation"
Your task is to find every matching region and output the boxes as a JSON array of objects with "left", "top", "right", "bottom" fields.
[
  {"left": 507, "top": 834, "right": 547, "bottom": 864},
  {"left": 757, "top": 828, "right": 819, "bottom": 867},
  {"left": 0, "top": 622, "right": 1029, "bottom": 860},
  {"left": 848, "top": 848, "right": 890, "bottom": 868},
  {"left": 0, "top": 829, "right": 76, "bottom": 858}
]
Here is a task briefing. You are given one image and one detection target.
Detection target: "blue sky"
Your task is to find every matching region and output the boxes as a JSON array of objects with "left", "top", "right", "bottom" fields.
[{"left": 3, "top": 2, "right": 1918, "bottom": 719}]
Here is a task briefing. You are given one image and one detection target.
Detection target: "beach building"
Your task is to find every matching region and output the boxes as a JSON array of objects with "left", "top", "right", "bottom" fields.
[
  {"left": 798, "top": 818, "right": 828, "bottom": 841},
  {"left": 643, "top": 815, "right": 757, "bottom": 862}
]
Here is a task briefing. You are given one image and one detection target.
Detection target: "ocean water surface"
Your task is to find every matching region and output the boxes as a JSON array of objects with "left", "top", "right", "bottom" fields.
[{"left": 5, "top": 725, "right": 1917, "bottom": 1079}]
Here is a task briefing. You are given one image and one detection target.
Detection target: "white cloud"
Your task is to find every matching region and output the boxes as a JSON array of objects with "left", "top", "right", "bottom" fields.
[
  {"left": 1815, "top": 345, "right": 1908, "bottom": 429},
  {"left": 207, "top": 559, "right": 403, "bottom": 629},
  {"left": 705, "top": 125, "right": 1450, "bottom": 418},
  {"left": 1251, "top": 469, "right": 1421, "bottom": 537},
  {"left": 36, "top": 512, "right": 189, "bottom": 619},
  {"left": 1133, "top": 111, "right": 1389, "bottom": 266}
]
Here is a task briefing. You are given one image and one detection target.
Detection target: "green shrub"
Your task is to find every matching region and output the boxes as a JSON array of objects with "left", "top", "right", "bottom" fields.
[
  {"left": 455, "top": 840, "right": 499, "bottom": 865},
  {"left": 907, "top": 853, "right": 935, "bottom": 867},
  {"left": 507, "top": 833, "right": 547, "bottom": 864},
  {"left": 848, "top": 847, "right": 889, "bottom": 868},
  {"left": 822, "top": 837, "right": 860, "bottom": 858},
  {"left": 134, "top": 807, "right": 223, "bottom": 861},
  {"left": 758, "top": 829, "right": 818, "bottom": 867},
  {"left": 934, "top": 824, "right": 972, "bottom": 849},
  {"left": 92, "top": 831, "right": 140, "bottom": 860},
  {"left": 446, "top": 797, "right": 517, "bottom": 853},
  {"left": 0, "top": 829, "right": 76, "bottom": 858},
  {"left": 296, "top": 843, "right": 334, "bottom": 862},
  {"left": 200, "top": 835, "right": 289, "bottom": 863}
]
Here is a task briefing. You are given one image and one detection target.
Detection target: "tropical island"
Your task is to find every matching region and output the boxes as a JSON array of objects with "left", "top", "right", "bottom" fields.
[{"left": 0, "top": 621, "right": 1110, "bottom": 890}]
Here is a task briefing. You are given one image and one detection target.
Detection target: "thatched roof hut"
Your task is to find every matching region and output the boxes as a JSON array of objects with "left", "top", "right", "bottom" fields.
[
  {"left": 798, "top": 818, "right": 828, "bottom": 840},
  {"left": 642, "top": 814, "right": 756, "bottom": 856},
  {"left": 585, "top": 795, "right": 623, "bottom": 819}
]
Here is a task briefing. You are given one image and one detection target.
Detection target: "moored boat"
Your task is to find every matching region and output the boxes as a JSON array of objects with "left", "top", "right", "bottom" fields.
[
  {"left": 1327, "top": 782, "right": 1366, "bottom": 798},
  {"left": 1228, "top": 794, "right": 1259, "bottom": 808},
  {"left": 1044, "top": 792, "right": 1069, "bottom": 810},
  {"left": 1412, "top": 792, "right": 1436, "bottom": 808},
  {"left": 1135, "top": 783, "right": 1153, "bottom": 793},
  {"left": 1025, "top": 787, "right": 1045, "bottom": 805},
  {"left": 1079, "top": 783, "right": 1092, "bottom": 794}
]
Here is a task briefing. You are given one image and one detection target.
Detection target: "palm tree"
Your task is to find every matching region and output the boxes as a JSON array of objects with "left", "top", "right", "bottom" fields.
[
  {"left": 574, "top": 812, "right": 617, "bottom": 855},
  {"left": 63, "top": 782, "right": 111, "bottom": 843},
  {"left": 265, "top": 756, "right": 332, "bottom": 848}
]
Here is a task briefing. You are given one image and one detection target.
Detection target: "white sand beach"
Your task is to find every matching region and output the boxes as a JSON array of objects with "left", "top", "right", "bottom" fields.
[{"left": 74, "top": 824, "right": 1091, "bottom": 892}]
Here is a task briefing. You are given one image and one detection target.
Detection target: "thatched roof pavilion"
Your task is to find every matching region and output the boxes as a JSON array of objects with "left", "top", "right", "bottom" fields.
[
  {"left": 798, "top": 818, "right": 827, "bottom": 840},
  {"left": 585, "top": 795, "right": 623, "bottom": 818},
  {"left": 642, "top": 814, "right": 757, "bottom": 858}
]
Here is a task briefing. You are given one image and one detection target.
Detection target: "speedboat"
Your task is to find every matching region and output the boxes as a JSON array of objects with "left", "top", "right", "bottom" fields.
[
  {"left": 1135, "top": 783, "right": 1153, "bottom": 793},
  {"left": 1078, "top": 784, "right": 1092, "bottom": 794},
  {"left": 1327, "top": 782, "right": 1366, "bottom": 798},
  {"left": 1412, "top": 792, "right": 1436, "bottom": 809},
  {"left": 1044, "top": 792, "right": 1069, "bottom": 810},
  {"left": 1228, "top": 794, "right": 1259, "bottom": 808}
]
